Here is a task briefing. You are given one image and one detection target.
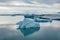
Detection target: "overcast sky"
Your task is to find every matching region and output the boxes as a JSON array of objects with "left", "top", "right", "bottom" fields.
[{"left": 0, "top": 0, "right": 60, "bottom": 14}]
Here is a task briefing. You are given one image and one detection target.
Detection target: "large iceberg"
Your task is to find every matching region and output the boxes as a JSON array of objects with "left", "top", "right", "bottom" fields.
[{"left": 16, "top": 18, "right": 40, "bottom": 28}]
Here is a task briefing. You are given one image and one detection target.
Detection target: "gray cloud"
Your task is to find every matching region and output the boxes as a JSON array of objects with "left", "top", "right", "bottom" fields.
[
  {"left": 35, "top": 0, "right": 60, "bottom": 4},
  {"left": 0, "top": 0, "right": 60, "bottom": 4}
]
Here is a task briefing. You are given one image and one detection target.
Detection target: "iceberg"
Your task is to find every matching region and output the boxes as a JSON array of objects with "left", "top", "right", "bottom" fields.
[
  {"left": 35, "top": 18, "right": 52, "bottom": 23},
  {"left": 16, "top": 18, "right": 40, "bottom": 28}
]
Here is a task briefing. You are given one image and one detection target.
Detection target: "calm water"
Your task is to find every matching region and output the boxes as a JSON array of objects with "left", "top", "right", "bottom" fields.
[{"left": 0, "top": 20, "right": 60, "bottom": 40}]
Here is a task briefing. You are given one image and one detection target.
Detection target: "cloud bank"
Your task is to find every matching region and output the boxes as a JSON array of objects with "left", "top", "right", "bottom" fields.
[{"left": 0, "top": 0, "right": 59, "bottom": 14}]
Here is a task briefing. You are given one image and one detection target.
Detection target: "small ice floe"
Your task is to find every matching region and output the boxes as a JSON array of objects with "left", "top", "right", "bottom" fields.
[
  {"left": 16, "top": 18, "right": 40, "bottom": 28},
  {"left": 35, "top": 18, "right": 52, "bottom": 23},
  {"left": 34, "top": 18, "right": 52, "bottom": 27}
]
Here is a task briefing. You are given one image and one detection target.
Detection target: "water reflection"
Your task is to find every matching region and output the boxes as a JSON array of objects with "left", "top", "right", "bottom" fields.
[
  {"left": 0, "top": 28, "right": 23, "bottom": 40},
  {"left": 17, "top": 27, "right": 40, "bottom": 36}
]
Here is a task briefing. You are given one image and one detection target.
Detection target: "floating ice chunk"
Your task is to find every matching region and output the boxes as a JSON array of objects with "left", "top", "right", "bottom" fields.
[
  {"left": 16, "top": 18, "right": 40, "bottom": 28},
  {"left": 26, "top": 22, "right": 40, "bottom": 28},
  {"left": 35, "top": 18, "right": 52, "bottom": 23}
]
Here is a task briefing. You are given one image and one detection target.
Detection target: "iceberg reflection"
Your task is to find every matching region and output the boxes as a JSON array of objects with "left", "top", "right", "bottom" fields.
[{"left": 17, "top": 27, "right": 40, "bottom": 36}]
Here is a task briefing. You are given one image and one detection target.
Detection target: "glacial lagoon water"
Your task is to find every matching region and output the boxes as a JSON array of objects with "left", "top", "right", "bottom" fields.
[
  {"left": 0, "top": 16, "right": 60, "bottom": 40},
  {"left": 0, "top": 20, "right": 60, "bottom": 40}
]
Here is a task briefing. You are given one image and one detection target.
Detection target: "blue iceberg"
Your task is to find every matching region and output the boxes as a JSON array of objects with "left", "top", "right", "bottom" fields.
[
  {"left": 35, "top": 18, "right": 52, "bottom": 23},
  {"left": 16, "top": 18, "right": 40, "bottom": 28}
]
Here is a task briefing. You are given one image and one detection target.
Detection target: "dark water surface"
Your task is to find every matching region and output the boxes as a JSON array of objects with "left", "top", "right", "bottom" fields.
[{"left": 0, "top": 21, "right": 60, "bottom": 40}]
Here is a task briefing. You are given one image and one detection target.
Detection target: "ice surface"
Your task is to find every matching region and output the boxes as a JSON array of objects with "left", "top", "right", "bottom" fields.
[{"left": 17, "top": 18, "right": 40, "bottom": 28}]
